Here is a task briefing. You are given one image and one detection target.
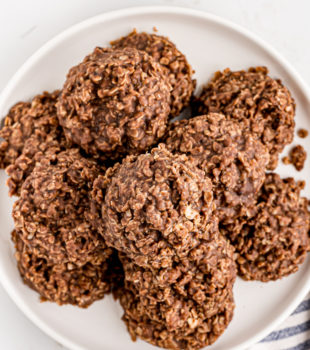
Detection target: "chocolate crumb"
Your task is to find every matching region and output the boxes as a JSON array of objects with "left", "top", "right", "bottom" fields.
[
  {"left": 290, "top": 145, "right": 307, "bottom": 171},
  {"left": 282, "top": 156, "right": 291, "bottom": 165},
  {"left": 298, "top": 128, "right": 308, "bottom": 138},
  {"left": 297, "top": 180, "right": 306, "bottom": 190}
]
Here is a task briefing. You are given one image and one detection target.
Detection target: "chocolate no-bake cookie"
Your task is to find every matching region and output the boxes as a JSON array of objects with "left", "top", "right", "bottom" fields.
[
  {"left": 92, "top": 145, "right": 215, "bottom": 269},
  {"left": 222, "top": 173, "right": 309, "bottom": 281},
  {"left": 57, "top": 47, "right": 171, "bottom": 160},
  {"left": 111, "top": 30, "right": 195, "bottom": 117},
  {"left": 165, "top": 113, "right": 269, "bottom": 223},
  {"left": 12, "top": 229, "right": 119, "bottom": 308},
  {"left": 13, "top": 149, "right": 109, "bottom": 266},
  {"left": 118, "top": 234, "right": 236, "bottom": 350},
  {"left": 0, "top": 91, "right": 68, "bottom": 195},
  {"left": 194, "top": 67, "right": 295, "bottom": 170}
]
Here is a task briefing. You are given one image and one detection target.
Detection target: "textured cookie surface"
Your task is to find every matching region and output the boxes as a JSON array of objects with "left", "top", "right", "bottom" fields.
[
  {"left": 194, "top": 67, "right": 295, "bottom": 170},
  {"left": 58, "top": 47, "right": 171, "bottom": 160},
  {"left": 111, "top": 30, "right": 195, "bottom": 117},
  {"left": 222, "top": 173, "right": 309, "bottom": 281},
  {"left": 118, "top": 232, "right": 236, "bottom": 350},
  {"left": 165, "top": 113, "right": 269, "bottom": 223},
  {"left": 92, "top": 145, "right": 215, "bottom": 269},
  {"left": 13, "top": 149, "right": 108, "bottom": 266}
]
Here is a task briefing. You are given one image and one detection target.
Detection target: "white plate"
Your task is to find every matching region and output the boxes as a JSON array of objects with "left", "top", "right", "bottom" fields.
[{"left": 0, "top": 6, "right": 310, "bottom": 350}]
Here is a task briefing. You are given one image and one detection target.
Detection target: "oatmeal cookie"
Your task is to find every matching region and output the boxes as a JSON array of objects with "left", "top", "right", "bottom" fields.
[
  {"left": 165, "top": 113, "right": 269, "bottom": 222},
  {"left": 111, "top": 30, "right": 195, "bottom": 117},
  {"left": 12, "top": 229, "right": 119, "bottom": 308},
  {"left": 91, "top": 145, "right": 215, "bottom": 269},
  {"left": 57, "top": 47, "right": 171, "bottom": 160},
  {"left": 222, "top": 173, "right": 309, "bottom": 281},
  {"left": 0, "top": 91, "right": 68, "bottom": 195},
  {"left": 194, "top": 67, "right": 295, "bottom": 170},
  {"left": 118, "top": 234, "right": 236, "bottom": 349},
  {"left": 13, "top": 149, "right": 108, "bottom": 265}
]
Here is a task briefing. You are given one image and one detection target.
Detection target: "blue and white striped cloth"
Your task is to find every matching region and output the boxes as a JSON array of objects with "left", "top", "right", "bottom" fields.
[{"left": 251, "top": 293, "right": 310, "bottom": 350}]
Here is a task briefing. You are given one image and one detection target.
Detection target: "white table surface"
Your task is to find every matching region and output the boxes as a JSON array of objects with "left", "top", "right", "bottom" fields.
[{"left": 0, "top": 0, "right": 310, "bottom": 349}]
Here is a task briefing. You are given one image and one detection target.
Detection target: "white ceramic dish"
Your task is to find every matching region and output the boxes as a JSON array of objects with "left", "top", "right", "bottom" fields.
[{"left": 0, "top": 6, "right": 310, "bottom": 350}]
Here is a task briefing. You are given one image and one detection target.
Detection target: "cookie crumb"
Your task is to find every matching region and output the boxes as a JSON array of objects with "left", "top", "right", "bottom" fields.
[
  {"left": 282, "top": 156, "right": 291, "bottom": 165},
  {"left": 282, "top": 145, "right": 307, "bottom": 171},
  {"left": 298, "top": 129, "right": 308, "bottom": 138},
  {"left": 290, "top": 145, "right": 307, "bottom": 171},
  {"left": 152, "top": 26, "right": 158, "bottom": 32},
  {"left": 297, "top": 180, "right": 306, "bottom": 190}
]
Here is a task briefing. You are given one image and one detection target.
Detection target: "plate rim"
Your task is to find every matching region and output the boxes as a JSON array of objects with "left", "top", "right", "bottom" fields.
[{"left": 0, "top": 5, "right": 310, "bottom": 350}]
